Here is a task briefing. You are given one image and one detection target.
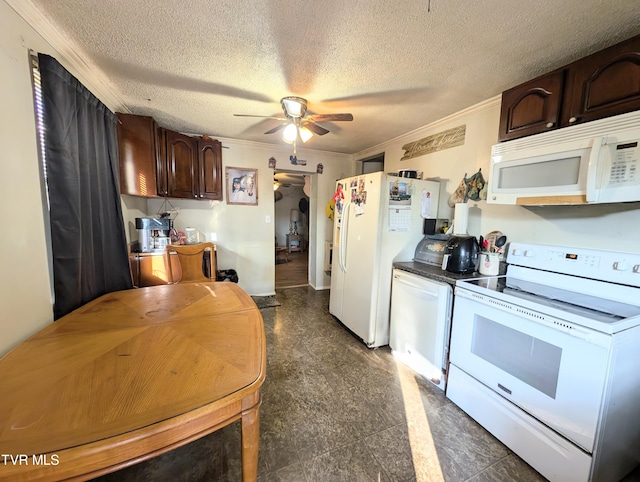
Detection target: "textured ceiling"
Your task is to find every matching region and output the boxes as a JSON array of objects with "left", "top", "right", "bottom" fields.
[{"left": 16, "top": 0, "right": 640, "bottom": 154}]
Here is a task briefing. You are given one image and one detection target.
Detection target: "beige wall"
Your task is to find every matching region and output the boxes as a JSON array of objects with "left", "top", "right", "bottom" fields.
[
  {"left": 136, "top": 139, "right": 352, "bottom": 295},
  {"left": 356, "top": 98, "right": 640, "bottom": 253},
  {"left": 1, "top": 2, "right": 56, "bottom": 356}
]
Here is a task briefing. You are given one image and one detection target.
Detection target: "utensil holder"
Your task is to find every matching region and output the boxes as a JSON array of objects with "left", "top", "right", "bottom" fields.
[{"left": 479, "top": 252, "right": 500, "bottom": 275}]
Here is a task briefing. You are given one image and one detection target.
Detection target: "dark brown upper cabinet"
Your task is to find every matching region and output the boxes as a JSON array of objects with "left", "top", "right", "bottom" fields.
[
  {"left": 116, "top": 114, "right": 222, "bottom": 200},
  {"left": 498, "top": 34, "right": 640, "bottom": 142},
  {"left": 164, "top": 129, "right": 197, "bottom": 199},
  {"left": 562, "top": 35, "right": 640, "bottom": 127},
  {"left": 163, "top": 130, "right": 222, "bottom": 200},
  {"left": 116, "top": 113, "right": 161, "bottom": 197},
  {"left": 197, "top": 138, "right": 223, "bottom": 200},
  {"left": 499, "top": 70, "right": 564, "bottom": 142}
]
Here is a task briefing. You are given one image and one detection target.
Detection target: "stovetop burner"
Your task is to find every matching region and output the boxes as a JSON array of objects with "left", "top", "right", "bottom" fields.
[{"left": 455, "top": 242, "right": 640, "bottom": 334}]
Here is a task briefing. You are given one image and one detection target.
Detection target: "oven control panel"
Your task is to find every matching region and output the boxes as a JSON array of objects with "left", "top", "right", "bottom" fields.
[{"left": 508, "top": 242, "right": 640, "bottom": 287}]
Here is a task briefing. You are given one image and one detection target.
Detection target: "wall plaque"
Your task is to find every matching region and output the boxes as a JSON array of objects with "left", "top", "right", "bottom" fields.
[{"left": 401, "top": 125, "right": 466, "bottom": 161}]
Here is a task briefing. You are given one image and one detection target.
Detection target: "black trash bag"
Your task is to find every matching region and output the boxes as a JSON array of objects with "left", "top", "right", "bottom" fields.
[{"left": 216, "top": 269, "right": 239, "bottom": 283}]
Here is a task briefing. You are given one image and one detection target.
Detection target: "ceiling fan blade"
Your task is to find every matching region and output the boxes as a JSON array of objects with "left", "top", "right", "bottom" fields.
[
  {"left": 303, "top": 121, "right": 330, "bottom": 136},
  {"left": 234, "top": 114, "right": 287, "bottom": 120},
  {"left": 306, "top": 113, "right": 353, "bottom": 122},
  {"left": 264, "top": 124, "right": 287, "bottom": 135}
]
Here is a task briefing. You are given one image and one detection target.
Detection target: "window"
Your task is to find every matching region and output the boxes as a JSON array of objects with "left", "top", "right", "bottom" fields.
[{"left": 29, "top": 52, "right": 50, "bottom": 209}]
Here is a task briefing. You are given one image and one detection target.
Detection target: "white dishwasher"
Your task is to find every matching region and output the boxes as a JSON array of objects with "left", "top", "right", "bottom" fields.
[{"left": 390, "top": 268, "right": 452, "bottom": 390}]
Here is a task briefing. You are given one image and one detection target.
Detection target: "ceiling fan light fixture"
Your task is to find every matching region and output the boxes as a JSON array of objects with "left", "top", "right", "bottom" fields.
[
  {"left": 282, "top": 123, "right": 298, "bottom": 143},
  {"left": 299, "top": 126, "right": 313, "bottom": 143},
  {"left": 281, "top": 96, "right": 307, "bottom": 118},
  {"left": 273, "top": 181, "right": 281, "bottom": 191}
]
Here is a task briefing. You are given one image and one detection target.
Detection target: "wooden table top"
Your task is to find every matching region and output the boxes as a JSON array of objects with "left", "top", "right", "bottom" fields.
[{"left": 0, "top": 282, "right": 265, "bottom": 480}]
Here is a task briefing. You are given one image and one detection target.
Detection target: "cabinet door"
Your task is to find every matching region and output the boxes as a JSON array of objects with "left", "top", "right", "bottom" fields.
[
  {"left": 197, "top": 138, "right": 222, "bottom": 200},
  {"left": 563, "top": 34, "right": 640, "bottom": 126},
  {"left": 165, "top": 130, "right": 198, "bottom": 199},
  {"left": 116, "top": 114, "right": 159, "bottom": 196},
  {"left": 156, "top": 128, "right": 168, "bottom": 196},
  {"left": 498, "top": 70, "right": 564, "bottom": 141}
]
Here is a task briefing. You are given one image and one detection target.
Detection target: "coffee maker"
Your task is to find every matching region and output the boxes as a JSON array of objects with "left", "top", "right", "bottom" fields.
[{"left": 135, "top": 217, "right": 173, "bottom": 252}]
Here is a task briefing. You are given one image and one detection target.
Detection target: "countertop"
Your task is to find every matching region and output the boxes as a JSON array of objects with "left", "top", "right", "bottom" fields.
[{"left": 393, "top": 261, "right": 505, "bottom": 286}]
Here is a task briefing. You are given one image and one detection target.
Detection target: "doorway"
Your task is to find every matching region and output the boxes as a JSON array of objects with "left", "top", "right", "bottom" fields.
[{"left": 274, "top": 171, "right": 309, "bottom": 288}]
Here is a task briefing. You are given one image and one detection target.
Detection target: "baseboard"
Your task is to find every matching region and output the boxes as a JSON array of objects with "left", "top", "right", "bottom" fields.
[{"left": 309, "top": 282, "right": 330, "bottom": 290}]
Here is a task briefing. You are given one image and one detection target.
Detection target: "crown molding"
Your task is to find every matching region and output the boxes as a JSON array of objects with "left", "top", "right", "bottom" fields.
[
  {"left": 6, "top": 0, "right": 129, "bottom": 113},
  {"left": 354, "top": 95, "right": 501, "bottom": 160}
]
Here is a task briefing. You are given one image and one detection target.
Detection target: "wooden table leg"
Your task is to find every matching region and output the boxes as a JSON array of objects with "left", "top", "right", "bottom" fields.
[{"left": 241, "top": 402, "right": 260, "bottom": 481}]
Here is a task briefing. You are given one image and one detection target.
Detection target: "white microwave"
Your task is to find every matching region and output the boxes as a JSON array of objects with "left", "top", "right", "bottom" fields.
[{"left": 487, "top": 112, "right": 640, "bottom": 205}]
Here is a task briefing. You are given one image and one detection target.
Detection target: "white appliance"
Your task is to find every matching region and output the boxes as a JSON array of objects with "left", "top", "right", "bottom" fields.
[
  {"left": 447, "top": 242, "right": 640, "bottom": 482},
  {"left": 487, "top": 110, "right": 640, "bottom": 205},
  {"left": 329, "top": 172, "right": 440, "bottom": 347},
  {"left": 390, "top": 269, "right": 452, "bottom": 389}
]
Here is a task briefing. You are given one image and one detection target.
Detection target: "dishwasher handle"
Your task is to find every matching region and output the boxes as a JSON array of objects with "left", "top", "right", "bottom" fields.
[{"left": 393, "top": 273, "right": 441, "bottom": 297}]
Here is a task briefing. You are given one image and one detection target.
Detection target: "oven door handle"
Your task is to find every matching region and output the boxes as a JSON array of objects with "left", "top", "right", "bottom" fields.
[{"left": 453, "top": 287, "right": 611, "bottom": 347}]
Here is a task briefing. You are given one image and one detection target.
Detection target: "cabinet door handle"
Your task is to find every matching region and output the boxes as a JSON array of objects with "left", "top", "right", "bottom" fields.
[
  {"left": 568, "top": 116, "right": 578, "bottom": 123},
  {"left": 546, "top": 122, "right": 554, "bottom": 128}
]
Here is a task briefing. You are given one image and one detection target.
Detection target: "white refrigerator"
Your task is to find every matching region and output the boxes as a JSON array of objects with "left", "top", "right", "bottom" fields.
[{"left": 329, "top": 172, "right": 440, "bottom": 347}]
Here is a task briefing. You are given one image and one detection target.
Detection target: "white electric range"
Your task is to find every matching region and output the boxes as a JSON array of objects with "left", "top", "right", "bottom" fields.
[{"left": 447, "top": 242, "right": 640, "bottom": 482}]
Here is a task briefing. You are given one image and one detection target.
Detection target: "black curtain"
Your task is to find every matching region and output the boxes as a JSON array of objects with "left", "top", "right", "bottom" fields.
[{"left": 38, "top": 54, "right": 132, "bottom": 319}]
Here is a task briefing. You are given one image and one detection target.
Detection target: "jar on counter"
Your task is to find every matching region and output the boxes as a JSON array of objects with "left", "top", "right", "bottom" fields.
[{"left": 185, "top": 227, "right": 198, "bottom": 244}]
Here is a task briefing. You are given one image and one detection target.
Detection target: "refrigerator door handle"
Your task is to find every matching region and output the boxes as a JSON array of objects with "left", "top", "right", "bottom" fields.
[{"left": 339, "top": 201, "right": 350, "bottom": 272}]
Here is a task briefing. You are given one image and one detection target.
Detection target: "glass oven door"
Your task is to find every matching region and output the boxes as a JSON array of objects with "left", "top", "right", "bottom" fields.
[{"left": 449, "top": 288, "right": 611, "bottom": 453}]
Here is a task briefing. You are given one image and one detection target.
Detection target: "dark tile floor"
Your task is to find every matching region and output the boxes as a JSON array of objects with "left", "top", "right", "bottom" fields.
[{"left": 94, "top": 286, "right": 639, "bottom": 481}]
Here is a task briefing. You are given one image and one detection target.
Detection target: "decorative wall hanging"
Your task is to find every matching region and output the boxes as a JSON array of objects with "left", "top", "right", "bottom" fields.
[
  {"left": 401, "top": 125, "right": 466, "bottom": 161},
  {"left": 226, "top": 167, "right": 258, "bottom": 205},
  {"left": 447, "top": 168, "right": 486, "bottom": 207},
  {"left": 268, "top": 157, "right": 276, "bottom": 168},
  {"left": 316, "top": 163, "right": 324, "bottom": 174},
  {"left": 464, "top": 168, "right": 486, "bottom": 201},
  {"left": 289, "top": 155, "right": 307, "bottom": 166}
]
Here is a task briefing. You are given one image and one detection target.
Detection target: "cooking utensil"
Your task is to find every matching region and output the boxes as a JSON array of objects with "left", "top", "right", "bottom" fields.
[
  {"left": 495, "top": 235, "right": 507, "bottom": 252},
  {"left": 483, "top": 230, "right": 503, "bottom": 253}
]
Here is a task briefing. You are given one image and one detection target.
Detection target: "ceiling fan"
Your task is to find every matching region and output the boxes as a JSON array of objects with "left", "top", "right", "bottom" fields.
[{"left": 234, "top": 96, "right": 353, "bottom": 144}]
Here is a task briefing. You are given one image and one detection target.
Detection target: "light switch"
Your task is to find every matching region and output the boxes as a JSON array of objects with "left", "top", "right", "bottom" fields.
[{"left": 265, "top": 215, "right": 271, "bottom": 223}]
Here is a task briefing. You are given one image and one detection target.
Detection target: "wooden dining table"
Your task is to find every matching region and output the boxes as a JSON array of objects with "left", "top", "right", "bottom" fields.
[{"left": 0, "top": 282, "right": 266, "bottom": 481}]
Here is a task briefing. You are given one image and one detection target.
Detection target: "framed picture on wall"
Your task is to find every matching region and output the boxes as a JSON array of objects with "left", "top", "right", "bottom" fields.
[{"left": 226, "top": 167, "right": 258, "bottom": 205}]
